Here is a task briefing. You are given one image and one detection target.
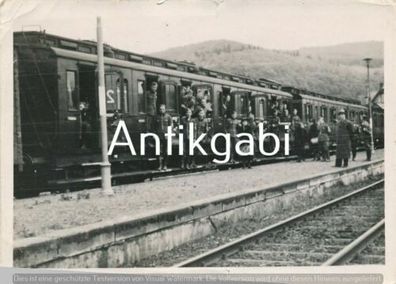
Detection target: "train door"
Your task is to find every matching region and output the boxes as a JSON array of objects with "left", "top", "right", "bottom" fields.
[
  {"left": 268, "top": 95, "right": 280, "bottom": 120},
  {"left": 144, "top": 74, "right": 160, "bottom": 118},
  {"left": 208, "top": 84, "right": 223, "bottom": 132},
  {"left": 104, "top": 70, "right": 128, "bottom": 115},
  {"left": 63, "top": 69, "right": 80, "bottom": 152},
  {"left": 78, "top": 64, "right": 98, "bottom": 150},
  {"left": 254, "top": 95, "right": 267, "bottom": 121},
  {"left": 192, "top": 83, "right": 214, "bottom": 121},
  {"left": 314, "top": 104, "right": 319, "bottom": 121},
  {"left": 160, "top": 80, "right": 179, "bottom": 117},
  {"left": 232, "top": 91, "right": 250, "bottom": 119},
  {"left": 320, "top": 106, "right": 329, "bottom": 123},
  {"left": 104, "top": 70, "right": 130, "bottom": 151},
  {"left": 304, "top": 102, "right": 313, "bottom": 122},
  {"left": 220, "top": 86, "right": 232, "bottom": 118}
]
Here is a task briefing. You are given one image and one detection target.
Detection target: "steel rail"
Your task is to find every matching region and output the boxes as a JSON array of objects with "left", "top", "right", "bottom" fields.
[
  {"left": 174, "top": 178, "right": 384, "bottom": 267},
  {"left": 322, "top": 218, "right": 385, "bottom": 266}
]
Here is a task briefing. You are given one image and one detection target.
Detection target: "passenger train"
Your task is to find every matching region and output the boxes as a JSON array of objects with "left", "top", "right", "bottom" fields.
[{"left": 13, "top": 31, "right": 384, "bottom": 196}]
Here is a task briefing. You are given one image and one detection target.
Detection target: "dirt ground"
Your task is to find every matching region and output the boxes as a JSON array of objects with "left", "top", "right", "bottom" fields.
[{"left": 14, "top": 149, "right": 383, "bottom": 239}]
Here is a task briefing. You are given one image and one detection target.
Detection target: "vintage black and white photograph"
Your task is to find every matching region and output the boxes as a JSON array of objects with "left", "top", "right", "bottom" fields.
[{"left": 7, "top": 0, "right": 390, "bottom": 271}]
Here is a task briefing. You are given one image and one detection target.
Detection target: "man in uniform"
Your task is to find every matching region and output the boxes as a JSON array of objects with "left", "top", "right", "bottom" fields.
[
  {"left": 155, "top": 104, "right": 173, "bottom": 171},
  {"left": 180, "top": 85, "right": 195, "bottom": 116},
  {"left": 222, "top": 94, "right": 232, "bottom": 118},
  {"left": 180, "top": 108, "right": 194, "bottom": 169},
  {"left": 226, "top": 110, "right": 240, "bottom": 163},
  {"left": 193, "top": 109, "right": 210, "bottom": 167},
  {"left": 308, "top": 119, "right": 320, "bottom": 161},
  {"left": 361, "top": 115, "right": 372, "bottom": 161},
  {"left": 335, "top": 108, "right": 353, "bottom": 167},
  {"left": 238, "top": 118, "right": 255, "bottom": 169},
  {"left": 292, "top": 108, "right": 301, "bottom": 125},
  {"left": 79, "top": 101, "right": 91, "bottom": 149},
  {"left": 318, "top": 116, "right": 331, "bottom": 162},
  {"left": 146, "top": 81, "right": 158, "bottom": 129}
]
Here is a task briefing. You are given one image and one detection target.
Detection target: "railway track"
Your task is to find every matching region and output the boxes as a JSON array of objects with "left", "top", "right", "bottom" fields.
[
  {"left": 174, "top": 179, "right": 384, "bottom": 267},
  {"left": 322, "top": 219, "right": 385, "bottom": 265}
]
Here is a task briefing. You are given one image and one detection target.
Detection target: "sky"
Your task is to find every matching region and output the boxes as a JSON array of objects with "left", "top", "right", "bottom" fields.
[{"left": 6, "top": 0, "right": 392, "bottom": 54}]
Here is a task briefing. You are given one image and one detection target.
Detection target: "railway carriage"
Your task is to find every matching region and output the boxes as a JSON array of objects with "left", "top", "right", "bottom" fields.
[
  {"left": 13, "top": 31, "right": 384, "bottom": 196},
  {"left": 281, "top": 86, "right": 370, "bottom": 148},
  {"left": 14, "top": 31, "right": 294, "bottom": 195}
]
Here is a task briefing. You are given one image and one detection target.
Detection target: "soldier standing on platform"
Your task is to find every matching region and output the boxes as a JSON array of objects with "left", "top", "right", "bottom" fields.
[
  {"left": 335, "top": 109, "right": 353, "bottom": 167},
  {"left": 181, "top": 108, "right": 194, "bottom": 169},
  {"left": 79, "top": 102, "right": 92, "bottom": 149},
  {"left": 226, "top": 110, "right": 239, "bottom": 163},
  {"left": 193, "top": 109, "right": 210, "bottom": 167},
  {"left": 146, "top": 81, "right": 158, "bottom": 128},
  {"left": 239, "top": 118, "right": 255, "bottom": 169},
  {"left": 155, "top": 104, "right": 173, "bottom": 171},
  {"left": 318, "top": 116, "right": 331, "bottom": 162},
  {"left": 361, "top": 116, "right": 372, "bottom": 161}
]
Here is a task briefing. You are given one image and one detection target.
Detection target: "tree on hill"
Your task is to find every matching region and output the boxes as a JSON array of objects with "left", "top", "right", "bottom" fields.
[{"left": 151, "top": 40, "right": 384, "bottom": 101}]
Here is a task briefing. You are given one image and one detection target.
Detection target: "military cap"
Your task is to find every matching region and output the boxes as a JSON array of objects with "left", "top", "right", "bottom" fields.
[{"left": 338, "top": 108, "right": 346, "bottom": 115}]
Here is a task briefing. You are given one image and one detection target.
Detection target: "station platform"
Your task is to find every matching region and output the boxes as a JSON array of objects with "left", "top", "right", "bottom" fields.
[{"left": 14, "top": 149, "right": 384, "bottom": 240}]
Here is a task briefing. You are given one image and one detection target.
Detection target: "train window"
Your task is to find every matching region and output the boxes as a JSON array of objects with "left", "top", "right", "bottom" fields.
[
  {"left": 220, "top": 87, "right": 231, "bottom": 117},
  {"left": 105, "top": 73, "right": 118, "bottom": 113},
  {"left": 116, "top": 79, "right": 121, "bottom": 110},
  {"left": 304, "top": 104, "right": 308, "bottom": 120},
  {"left": 105, "top": 72, "right": 128, "bottom": 113},
  {"left": 324, "top": 107, "right": 328, "bottom": 122},
  {"left": 194, "top": 85, "right": 213, "bottom": 118},
  {"left": 304, "top": 104, "right": 313, "bottom": 120},
  {"left": 234, "top": 92, "right": 249, "bottom": 117},
  {"left": 330, "top": 108, "right": 337, "bottom": 121},
  {"left": 308, "top": 105, "right": 313, "bottom": 120},
  {"left": 137, "top": 80, "right": 145, "bottom": 113},
  {"left": 320, "top": 106, "right": 328, "bottom": 122},
  {"left": 66, "top": 71, "right": 78, "bottom": 111},
  {"left": 350, "top": 111, "right": 355, "bottom": 122},
  {"left": 257, "top": 98, "right": 267, "bottom": 120},
  {"left": 123, "top": 79, "right": 129, "bottom": 113},
  {"left": 164, "top": 83, "right": 178, "bottom": 113}
]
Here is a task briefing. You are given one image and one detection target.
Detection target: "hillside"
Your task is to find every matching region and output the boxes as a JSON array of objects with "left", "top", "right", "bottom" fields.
[
  {"left": 150, "top": 40, "right": 383, "bottom": 102},
  {"left": 299, "top": 41, "right": 383, "bottom": 68}
]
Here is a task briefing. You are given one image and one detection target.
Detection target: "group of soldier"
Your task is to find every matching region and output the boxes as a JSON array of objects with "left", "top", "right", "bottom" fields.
[
  {"left": 292, "top": 115, "right": 331, "bottom": 163},
  {"left": 146, "top": 82, "right": 213, "bottom": 170},
  {"left": 148, "top": 82, "right": 257, "bottom": 170},
  {"left": 106, "top": 81, "right": 373, "bottom": 171},
  {"left": 292, "top": 108, "right": 372, "bottom": 167}
]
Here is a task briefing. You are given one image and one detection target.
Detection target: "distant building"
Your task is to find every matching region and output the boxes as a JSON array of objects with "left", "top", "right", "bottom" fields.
[
  {"left": 372, "top": 82, "right": 384, "bottom": 110},
  {"left": 371, "top": 83, "right": 384, "bottom": 147}
]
